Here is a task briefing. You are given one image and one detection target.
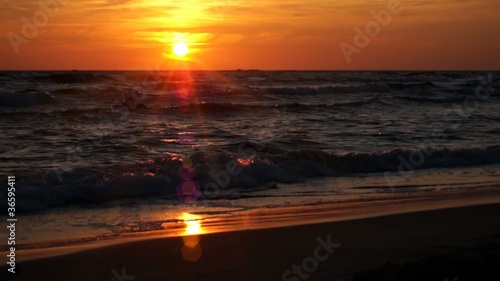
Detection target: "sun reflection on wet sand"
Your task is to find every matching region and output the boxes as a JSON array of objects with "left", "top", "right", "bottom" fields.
[
  {"left": 180, "top": 213, "right": 204, "bottom": 262},
  {"left": 183, "top": 213, "right": 203, "bottom": 235}
]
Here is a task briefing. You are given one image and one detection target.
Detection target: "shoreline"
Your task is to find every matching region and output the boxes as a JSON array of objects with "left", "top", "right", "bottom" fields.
[
  {"left": 1, "top": 201, "right": 499, "bottom": 280},
  {"left": 0, "top": 188, "right": 499, "bottom": 281},
  {"left": 3, "top": 187, "right": 500, "bottom": 263}
]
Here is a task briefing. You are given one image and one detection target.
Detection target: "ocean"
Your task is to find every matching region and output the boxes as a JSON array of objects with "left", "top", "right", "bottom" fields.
[{"left": 1, "top": 70, "right": 499, "bottom": 248}]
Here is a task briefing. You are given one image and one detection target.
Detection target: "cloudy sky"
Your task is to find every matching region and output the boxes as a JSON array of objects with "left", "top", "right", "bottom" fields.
[{"left": 1, "top": 0, "right": 499, "bottom": 70}]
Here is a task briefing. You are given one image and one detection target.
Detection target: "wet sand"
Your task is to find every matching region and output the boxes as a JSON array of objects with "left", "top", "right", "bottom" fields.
[{"left": 2, "top": 191, "right": 500, "bottom": 281}]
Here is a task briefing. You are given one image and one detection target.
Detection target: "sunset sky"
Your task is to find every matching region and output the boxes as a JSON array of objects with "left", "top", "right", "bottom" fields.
[{"left": 1, "top": 0, "right": 499, "bottom": 70}]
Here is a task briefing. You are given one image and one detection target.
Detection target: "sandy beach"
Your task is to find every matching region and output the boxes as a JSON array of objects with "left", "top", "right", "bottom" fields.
[{"left": 2, "top": 193, "right": 500, "bottom": 281}]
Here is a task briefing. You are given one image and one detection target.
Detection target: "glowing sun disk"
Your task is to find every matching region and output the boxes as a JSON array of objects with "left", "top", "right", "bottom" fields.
[{"left": 173, "top": 42, "right": 189, "bottom": 57}]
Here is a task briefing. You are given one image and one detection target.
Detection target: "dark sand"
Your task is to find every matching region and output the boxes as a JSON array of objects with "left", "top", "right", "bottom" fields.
[{"left": 2, "top": 201, "right": 500, "bottom": 281}]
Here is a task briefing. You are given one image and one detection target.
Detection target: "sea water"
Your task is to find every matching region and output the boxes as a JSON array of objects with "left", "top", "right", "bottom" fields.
[{"left": 0, "top": 70, "right": 499, "bottom": 247}]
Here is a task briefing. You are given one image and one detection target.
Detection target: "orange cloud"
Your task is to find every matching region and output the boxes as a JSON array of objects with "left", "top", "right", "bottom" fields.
[{"left": 0, "top": 0, "right": 498, "bottom": 69}]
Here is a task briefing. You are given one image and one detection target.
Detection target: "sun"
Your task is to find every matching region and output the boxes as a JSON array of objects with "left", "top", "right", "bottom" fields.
[{"left": 173, "top": 42, "right": 189, "bottom": 57}]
